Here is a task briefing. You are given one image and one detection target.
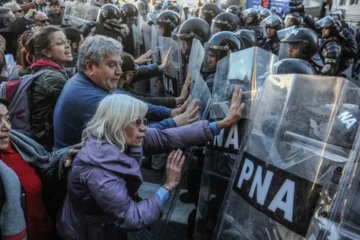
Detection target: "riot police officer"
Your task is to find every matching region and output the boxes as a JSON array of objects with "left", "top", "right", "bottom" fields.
[
  {"left": 226, "top": 5, "right": 245, "bottom": 28},
  {"left": 120, "top": 2, "right": 139, "bottom": 24},
  {"left": 210, "top": 12, "right": 239, "bottom": 35},
  {"left": 329, "top": 9, "right": 358, "bottom": 75},
  {"left": 83, "top": 4, "right": 127, "bottom": 43},
  {"left": 199, "top": 3, "right": 221, "bottom": 25},
  {"left": 259, "top": 8, "right": 272, "bottom": 21},
  {"left": 156, "top": 10, "right": 180, "bottom": 37},
  {"left": 279, "top": 28, "right": 320, "bottom": 71},
  {"left": 284, "top": 12, "right": 302, "bottom": 28},
  {"left": 315, "top": 16, "right": 343, "bottom": 76},
  {"left": 244, "top": 8, "right": 265, "bottom": 43},
  {"left": 202, "top": 31, "right": 242, "bottom": 91},
  {"left": 262, "top": 14, "right": 283, "bottom": 55},
  {"left": 235, "top": 29, "right": 258, "bottom": 48},
  {"left": 177, "top": 17, "right": 211, "bottom": 58},
  {"left": 136, "top": 0, "right": 149, "bottom": 21},
  {"left": 120, "top": 3, "right": 140, "bottom": 56}
]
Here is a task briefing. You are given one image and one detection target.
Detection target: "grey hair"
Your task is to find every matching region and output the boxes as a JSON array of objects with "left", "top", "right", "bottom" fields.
[
  {"left": 82, "top": 94, "right": 148, "bottom": 152},
  {"left": 3, "top": 2, "right": 19, "bottom": 12},
  {"left": 77, "top": 35, "right": 123, "bottom": 72},
  {"left": 0, "top": 7, "right": 12, "bottom": 28}
]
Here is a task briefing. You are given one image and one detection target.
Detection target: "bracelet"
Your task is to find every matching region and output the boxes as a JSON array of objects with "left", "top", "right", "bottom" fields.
[{"left": 162, "top": 185, "right": 173, "bottom": 196}]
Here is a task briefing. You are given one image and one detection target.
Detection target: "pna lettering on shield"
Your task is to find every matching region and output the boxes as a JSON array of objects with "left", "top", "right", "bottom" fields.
[{"left": 232, "top": 152, "right": 322, "bottom": 237}]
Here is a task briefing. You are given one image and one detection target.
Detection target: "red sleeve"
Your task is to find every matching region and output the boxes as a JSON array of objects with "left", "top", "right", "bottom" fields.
[{"left": 20, "top": 2, "right": 36, "bottom": 13}]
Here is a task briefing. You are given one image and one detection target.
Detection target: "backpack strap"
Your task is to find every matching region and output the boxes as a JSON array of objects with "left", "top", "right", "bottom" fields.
[{"left": 5, "top": 80, "right": 21, "bottom": 102}]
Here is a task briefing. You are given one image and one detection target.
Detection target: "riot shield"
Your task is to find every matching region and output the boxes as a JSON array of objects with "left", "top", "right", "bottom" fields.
[
  {"left": 158, "top": 36, "right": 184, "bottom": 97},
  {"left": 194, "top": 47, "right": 278, "bottom": 239},
  {"left": 277, "top": 25, "right": 296, "bottom": 41},
  {"left": 187, "top": 38, "right": 205, "bottom": 93},
  {"left": 62, "top": 2, "right": 99, "bottom": 28},
  {"left": 132, "top": 23, "right": 142, "bottom": 58},
  {"left": 214, "top": 74, "right": 360, "bottom": 240},
  {"left": 149, "top": 25, "right": 162, "bottom": 97},
  {"left": 143, "top": 23, "right": 152, "bottom": 52},
  {"left": 189, "top": 76, "right": 212, "bottom": 119}
]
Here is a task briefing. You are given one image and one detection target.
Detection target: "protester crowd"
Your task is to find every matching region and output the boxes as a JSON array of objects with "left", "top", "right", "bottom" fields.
[{"left": 0, "top": 0, "right": 359, "bottom": 239}]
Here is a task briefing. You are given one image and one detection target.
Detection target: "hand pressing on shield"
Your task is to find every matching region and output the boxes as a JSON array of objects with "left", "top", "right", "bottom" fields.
[
  {"left": 64, "top": 143, "right": 84, "bottom": 168},
  {"left": 216, "top": 87, "right": 245, "bottom": 129},
  {"left": 134, "top": 50, "right": 152, "bottom": 65},
  {"left": 175, "top": 75, "right": 192, "bottom": 107},
  {"left": 158, "top": 47, "right": 172, "bottom": 72},
  {"left": 173, "top": 99, "right": 200, "bottom": 127},
  {"left": 163, "top": 149, "right": 186, "bottom": 194}
]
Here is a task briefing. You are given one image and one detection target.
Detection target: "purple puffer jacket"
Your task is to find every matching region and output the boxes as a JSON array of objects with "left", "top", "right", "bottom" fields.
[{"left": 57, "top": 120, "right": 213, "bottom": 240}]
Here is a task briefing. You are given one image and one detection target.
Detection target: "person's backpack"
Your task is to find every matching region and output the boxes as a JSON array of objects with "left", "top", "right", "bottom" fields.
[{"left": 0, "top": 69, "right": 52, "bottom": 136}]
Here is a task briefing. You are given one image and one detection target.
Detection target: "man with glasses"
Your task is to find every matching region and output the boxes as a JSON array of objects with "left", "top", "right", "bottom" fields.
[
  {"left": 34, "top": 11, "right": 49, "bottom": 26},
  {"left": 3, "top": 2, "right": 24, "bottom": 19}
]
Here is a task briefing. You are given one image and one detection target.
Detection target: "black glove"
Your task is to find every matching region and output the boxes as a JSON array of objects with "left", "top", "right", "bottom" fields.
[{"left": 80, "top": 21, "right": 97, "bottom": 37}]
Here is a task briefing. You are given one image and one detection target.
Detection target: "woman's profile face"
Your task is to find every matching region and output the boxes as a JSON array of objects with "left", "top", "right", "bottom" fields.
[
  {"left": 45, "top": 31, "right": 73, "bottom": 64},
  {"left": 0, "top": 104, "right": 11, "bottom": 151},
  {"left": 124, "top": 118, "right": 147, "bottom": 147}
]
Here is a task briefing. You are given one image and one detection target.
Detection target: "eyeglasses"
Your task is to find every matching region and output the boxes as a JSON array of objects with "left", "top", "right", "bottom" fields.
[
  {"left": 134, "top": 118, "right": 148, "bottom": 126},
  {"left": 50, "top": 39, "right": 71, "bottom": 48},
  {"left": 37, "top": 19, "right": 50, "bottom": 24}
]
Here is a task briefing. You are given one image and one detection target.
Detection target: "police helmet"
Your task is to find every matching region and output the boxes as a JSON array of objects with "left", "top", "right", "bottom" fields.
[
  {"left": 281, "top": 28, "right": 319, "bottom": 58},
  {"left": 156, "top": 10, "right": 180, "bottom": 36},
  {"left": 98, "top": 4, "right": 121, "bottom": 23},
  {"left": 234, "top": 29, "right": 258, "bottom": 48},
  {"left": 263, "top": 14, "right": 283, "bottom": 31},
  {"left": 177, "top": 17, "right": 211, "bottom": 44},
  {"left": 120, "top": 3, "right": 139, "bottom": 23},
  {"left": 211, "top": 12, "right": 239, "bottom": 34},
  {"left": 315, "top": 16, "right": 341, "bottom": 36},
  {"left": 272, "top": 58, "right": 316, "bottom": 74},
  {"left": 199, "top": 3, "right": 221, "bottom": 25},
  {"left": 260, "top": 8, "right": 272, "bottom": 20},
  {"left": 244, "top": 8, "right": 260, "bottom": 25}
]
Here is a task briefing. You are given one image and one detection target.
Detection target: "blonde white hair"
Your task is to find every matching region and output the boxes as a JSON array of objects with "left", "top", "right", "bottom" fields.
[{"left": 82, "top": 94, "right": 148, "bottom": 152}]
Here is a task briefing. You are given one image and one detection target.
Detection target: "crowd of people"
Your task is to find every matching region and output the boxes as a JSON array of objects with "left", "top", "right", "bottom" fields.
[{"left": 0, "top": 0, "right": 359, "bottom": 239}]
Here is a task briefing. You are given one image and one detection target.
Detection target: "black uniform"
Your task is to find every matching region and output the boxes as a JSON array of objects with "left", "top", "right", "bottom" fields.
[
  {"left": 319, "top": 38, "right": 342, "bottom": 76},
  {"left": 263, "top": 37, "right": 280, "bottom": 55}
]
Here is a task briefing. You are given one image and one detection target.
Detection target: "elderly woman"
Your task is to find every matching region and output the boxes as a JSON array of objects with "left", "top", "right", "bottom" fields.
[
  {"left": 57, "top": 90, "right": 244, "bottom": 240},
  {"left": 0, "top": 99, "right": 80, "bottom": 240}
]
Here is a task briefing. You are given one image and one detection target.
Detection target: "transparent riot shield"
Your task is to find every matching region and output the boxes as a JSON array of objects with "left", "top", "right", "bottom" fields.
[
  {"left": 158, "top": 36, "right": 184, "bottom": 97},
  {"left": 214, "top": 74, "right": 360, "bottom": 240},
  {"left": 277, "top": 25, "right": 296, "bottom": 41},
  {"left": 187, "top": 38, "right": 205, "bottom": 92},
  {"left": 62, "top": 1, "right": 99, "bottom": 28},
  {"left": 143, "top": 23, "right": 152, "bottom": 53},
  {"left": 194, "top": 47, "right": 278, "bottom": 239},
  {"left": 189, "top": 76, "right": 212, "bottom": 119},
  {"left": 149, "top": 25, "right": 162, "bottom": 97},
  {"left": 151, "top": 74, "right": 212, "bottom": 238},
  {"left": 132, "top": 23, "right": 142, "bottom": 58}
]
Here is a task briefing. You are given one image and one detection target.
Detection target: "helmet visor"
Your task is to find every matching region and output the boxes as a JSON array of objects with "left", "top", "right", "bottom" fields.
[{"left": 278, "top": 41, "right": 304, "bottom": 60}]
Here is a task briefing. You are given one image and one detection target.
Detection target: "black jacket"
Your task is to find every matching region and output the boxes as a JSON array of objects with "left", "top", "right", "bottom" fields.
[{"left": 29, "top": 64, "right": 69, "bottom": 150}]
